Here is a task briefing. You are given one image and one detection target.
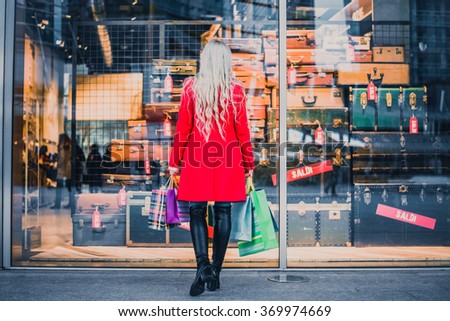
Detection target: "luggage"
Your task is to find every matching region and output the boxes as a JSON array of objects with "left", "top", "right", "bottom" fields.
[
  {"left": 110, "top": 139, "right": 153, "bottom": 162},
  {"left": 126, "top": 191, "right": 166, "bottom": 246},
  {"left": 150, "top": 88, "right": 182, "bottom": 104},
  {"left": 142, "top": 103, "right": 179, "bottom": 123},
  {"left": 75, "top": 193, "right": 123, "bottom": 213},
  {"left": 247, "top": 105, "right": 266, "bottom": 119},
  {"left": 354, "top": 184, "right": 450, "bottom": 246},
  {"left": 285, "top": 87, "right": 345, "bottom": 108},
  {"left": 128, "top": 120, "right": 148, "bottom": 140},
  {"left": 263, "top": 29, "right": 315, "bottom": 49},
  {"left": 353, "top": 50, "right": 373, "bottom": 63},
  {"left": 350, "top": 87, "right": 376, "bottom": 131},
  {"left": 128, "top": 120, "right": 176, "bottom": 140},
  {"left": 402, "top": 87, "right": 427, "bottom": 133},
  {"left": 290, "top": 65, "right": 335, "bottom": 87},
  {"left": 72, "top": 196, "right": 126, "bottom": 246},
  {"left": 221, "top": 38, "right": 263, "bottom": 54},
  {"left": 350, "top": 36, "right": 371, "bottom": 51},
  {"left": 150, "top": 59, "right": 197, "bottom": 75},
  {"left": 373, "top": 46, "right": 405, "bottom": 63},
  {"left": 377, "top": 87, "right": 402, "bottom": 131},
  {"left": 273, "top": 194, "right": 352, "bottom": 246},
  {"left": 232, "top": 53, "right": 265, "bottom": 73},
  {"left": 235, "top": 70, "right": 266, "bottom": 89},
  {"left": 101, "top": 174, "right": 152, "bottom": 193},
  {"left": 337, "top": 63, "right": 410, "bottom": 85}
]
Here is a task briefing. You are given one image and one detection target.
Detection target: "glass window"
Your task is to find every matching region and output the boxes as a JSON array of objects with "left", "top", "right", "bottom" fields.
[{"left": 11, "top": 0, "right": 280, "bottom": 268}]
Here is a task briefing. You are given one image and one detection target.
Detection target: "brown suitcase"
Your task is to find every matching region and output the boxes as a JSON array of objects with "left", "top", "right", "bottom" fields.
[
  {"left": 150, "top": 59, "right": 197, "bottom": 75},
  {"left": 232, "top": 53, "right": 264, "bottom": 73},
  {"left": 250, "top": 126, "right": 265, "bottom": 140},
  {"left": 261, "top": 30, "right": 278, "bottom": 49},
  {"left": 75, "top": 193, "right": 122, "bottom": 214},
  {"left": 292, "top": 65, "right": 335, "bottom": 86},
  {"left": 250, "top": 119, "right": 265, "bottom": 128},
  {"left": 373, "top": 46, "right": 405, "bottom": 63},
  {"left": 128, "top": 120, "right": 148, "bottom": 140},
  {"left": 263, "top": 29, "right": 315, "bottom": 49},
  {"left": 336, "top": 63, "right": 410, "bottom": 85},
  {"left": 247, "top": 93, "right": 271, "bottom": 106},
  {"left": 143, "top": 103, "right": 179, "bottom": 122},
  {"left": 221, "top": 38, "right": 262, "bottom": 54},
  {"left": 235, "top": 72, "right": 266, "bottom": 89},
  {"left": 150, "top": 88, "right": 182, "bottom": 104},
  {"left": 353, "top": 50, "right": 373, "bottom": 63},
  {"left": 247, "top": 105, "right": 266, "bottom": 119},
  {"left": 284, "top": 87, "right": 345, "bottom": 108},
  {"left": 110, "top": 140, "right": 153, "bottom": 162}
]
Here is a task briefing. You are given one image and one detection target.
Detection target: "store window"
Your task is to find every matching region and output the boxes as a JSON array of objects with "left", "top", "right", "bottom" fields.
[
  {"left": 8, "top": 0, "right": 450, "bottom": 269},
  {"left": 11, "top": 0, "right": 280, "bottom": 267}
]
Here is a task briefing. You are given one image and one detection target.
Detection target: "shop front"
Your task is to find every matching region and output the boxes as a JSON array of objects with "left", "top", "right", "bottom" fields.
[{"left": 1, "top": 0, "right": 450, "bottom": 269}]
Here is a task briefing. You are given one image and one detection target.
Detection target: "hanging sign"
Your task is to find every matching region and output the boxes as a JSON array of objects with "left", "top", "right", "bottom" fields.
[
  {"left": 163, "top": 119, "right": 172, "bottom": 137},
  {"left": 314, "top": 127, "right": 325, "bottom": 145},
  {"left": 410, "top": 116, "right": 419, "bottom": 134},
  {"left": 375, "top": 204, "right": 436, "bottom": 230},
  {"left": 271, "top": 160, "right": 333, "bottom": 186},
  {"left": 92, "top": 207, "right": 102, "bottom": 229},
  {"left": 288, "top": 65, "right": 297, "bottom": 86},
  {"left": 367, "top": 82, "right": 377, "bottom": 101},
  {"left": 118, "top": 187, "right": 127, "bottom": 207}
]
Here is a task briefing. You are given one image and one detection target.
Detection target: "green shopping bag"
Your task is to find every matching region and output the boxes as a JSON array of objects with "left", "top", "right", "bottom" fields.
[{"left": 237, "top": 181, "right": 278, "bottom": 256}]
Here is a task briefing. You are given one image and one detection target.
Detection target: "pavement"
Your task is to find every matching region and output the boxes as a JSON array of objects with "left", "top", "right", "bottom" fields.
[{"left": 1, "top": 267, "right": 450, "bottom": 301}]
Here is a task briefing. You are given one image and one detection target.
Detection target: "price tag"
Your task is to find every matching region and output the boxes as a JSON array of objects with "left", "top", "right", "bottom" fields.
[
  {"left": 410, "top": 116, "right": 419, "bottom": 134},
  {"left": 367, "top": 82, "right": 377, "bottom": 101},
  {"left": 288, "top": 65, "right": 297, "bottom": 85},
  {"left": 163, "top": 119, "right": 172, "bottom": 137},
  {"left": 314, "top": 127, "right": 325, "bottom": 145}
]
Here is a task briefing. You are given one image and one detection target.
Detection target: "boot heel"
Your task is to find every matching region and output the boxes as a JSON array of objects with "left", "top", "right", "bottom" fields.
[{"left": 190, "top": 265, "right": 212, "bottom": 296}]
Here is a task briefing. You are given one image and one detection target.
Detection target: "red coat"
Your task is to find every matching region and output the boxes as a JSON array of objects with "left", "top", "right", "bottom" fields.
[{"left": 169, "top": 78, "right": 255, "bottom": 202}]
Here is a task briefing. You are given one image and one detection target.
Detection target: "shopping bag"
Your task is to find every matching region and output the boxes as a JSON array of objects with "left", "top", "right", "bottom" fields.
[
  {"left": 230, "top": 196, "right": 253, "bottom": 242},
  {"left": 238, "top": 187, "right": 278, "bottom": 256},
  {"left": 177, "top": 200, "right": 190, "bottom": 222},
  {"left": 166, "top": 177, "right": 180, "bottom": 224},
  {"left": 148, "top": 188, "right": 167, "bottom": 231}
]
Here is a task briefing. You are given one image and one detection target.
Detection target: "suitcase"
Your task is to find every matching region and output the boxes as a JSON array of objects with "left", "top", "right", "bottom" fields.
[
  {"left": 316, "top": 196, "right": 352, "bottom": 246},
  {"left": 126, "top": 191, "right": 167, "bottom": 246},
  {"left": 235, "top": 71, "right": 266, "bottom": 89},
  {"left": 373, "top": 46, "right": 405, "bottom": 63},
  {"left": 128, "top": 120, "right": 148, "bottom": 140},
  {"left": 350, "top": 87, "right": 376, "bottom": 131},
  {"left": 402, "top": 87, "right": 427, "bottom": 133},
  {"left": 101, "top": 174, "right": 152, "bottom": 193},
  {"left": 377, "top": 87, "right": 402, "bottom": 131},
  {"left": 354, "top": 184, "right": 450, "bottom": 246},
  {"left": 350, "top": 36, "right": 371, "bottom": 50},
  {"left": 287, "top": 49, "right": 321, "bottom": 65},
  {"left": 150, "top": 59, "right": 197, "bottom": 75},
  {"left": 291, "top": 65, "right": 335, "bottom": 87},
  {"left": 149, "top": 74, "right": 186, "bottom": 89},
  {"left": 150, "top": 88, "right": 182, "bottom": 104},
  {"left": 110, "top": 139, "right": 153, "bottom": 162},
  {"left": 128, "top": 120, "right": 176, "bottom": 140},
  {"left": 75, "top": 193, "right": 123, "bottom": 213},
  {"left": 247, "top": 93, "right": 271, "bottom": 107},
  {"left": 247, "top": 105, "right": 266, "bottom": 119},
  {"left": 232, "top": 57, "right": 264, "bottom": 74},
  {"left": 263, "top": 29, "right": 315, "bottom": 49},
  {"left": 72, "top": 212, "right": 126, "bottom": 246},
  {"left": 221, "top": 38, "right": 263, "bottom": 54},
  {"left": 353, "top": 50, "right": 373, "bottom": 63},
  {"left": 142, "top": 103, "right": 179, "bottom": 123},
  {"left": 285, "top": 87, "right": 345, "bottom": 108},
  {"left": 337, "top": 63, "right": 410, "bottom": 85}
]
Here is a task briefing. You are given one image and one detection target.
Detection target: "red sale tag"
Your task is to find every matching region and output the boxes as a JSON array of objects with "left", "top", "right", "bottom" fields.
[
  {"left": 410, "top": 116, "right": 419, "bottom": 134},
  {"left": 367, "top": 82, "right": 377, "bottom": 101},
  {"left": 315, "top": 127, "right": 325, "bottom": 145},
  {"left": 288, "top": 65, "right": 297, "bottom": 86},
  {"left": 375, "top": 204, "right": 436, "bottom": 230},
  {"left": 163, "top": 119, "right": 172, "bottom": 137},
  {"left": 271, "top": 160, "right": 333, "bottom": 186}
]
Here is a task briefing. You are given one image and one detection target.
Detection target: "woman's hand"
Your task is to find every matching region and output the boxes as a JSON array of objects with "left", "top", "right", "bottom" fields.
[
  {"left": 245, "top": 169, "right": 254, "bottom": 178},
  {"left": 169, "top": 166, "right": 180, "bottom": 176}
]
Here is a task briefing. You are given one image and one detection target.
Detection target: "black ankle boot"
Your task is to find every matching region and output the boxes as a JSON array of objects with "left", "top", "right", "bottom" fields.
[
  {"left": 190, "top": 264, "right": 213, "bottom": 296},
  {"left": 207, "top": 266, "right": 221, "bottom": 291},
  {"left": 207, "top": 205, "right": 231, "bottom": 291}
]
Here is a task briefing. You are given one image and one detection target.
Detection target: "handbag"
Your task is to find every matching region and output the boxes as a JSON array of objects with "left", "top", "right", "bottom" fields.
[{"left": 238, "top": 180, "right": 279, "bottom": 256}]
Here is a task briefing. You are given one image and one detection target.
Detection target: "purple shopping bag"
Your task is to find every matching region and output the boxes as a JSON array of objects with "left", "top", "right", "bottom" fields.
[{"left": 166, "top": 187, "right": 180, "bottom": 224}]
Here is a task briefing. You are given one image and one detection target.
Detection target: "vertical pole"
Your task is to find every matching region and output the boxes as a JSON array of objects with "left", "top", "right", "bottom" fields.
[
  {"left": 279, "top": 0, "right": 287, "bottom": 270},
  {"left": 2, "top": 0, "right": 16, "bottom": 268},
  {"left": 71, "top": 21, "right": 78, "bottom": 213}
]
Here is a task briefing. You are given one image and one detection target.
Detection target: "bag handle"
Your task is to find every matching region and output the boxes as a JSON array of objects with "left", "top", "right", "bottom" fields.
[{"left": 246, "top": 177, "right": 255, "bottom": 195}]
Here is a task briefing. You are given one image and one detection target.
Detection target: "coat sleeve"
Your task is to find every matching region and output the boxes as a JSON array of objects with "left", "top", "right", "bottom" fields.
[
  {"left": 234, "top": 84, "right": 255, "bottom": 171},
  {"left": 169, "top": 79, "right": 194, "bottom": 168}
]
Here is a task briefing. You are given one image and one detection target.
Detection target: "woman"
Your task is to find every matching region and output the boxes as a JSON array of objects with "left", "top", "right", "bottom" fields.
[
  {"left": 169, "top": 39, "right": 254, "bottom": 296},
  {"left": 86, "top": 144, "right": 103, "bottom": 193},
  {"left": 51, "top": 133, "right": 72, "bottom": 209}
]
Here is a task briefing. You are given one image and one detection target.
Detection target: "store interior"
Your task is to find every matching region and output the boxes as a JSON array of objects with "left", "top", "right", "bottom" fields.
[{"left": 11, "top": 0, "right": 450, "bottom": 268}]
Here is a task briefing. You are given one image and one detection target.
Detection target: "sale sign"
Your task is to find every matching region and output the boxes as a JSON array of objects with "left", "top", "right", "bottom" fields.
[
  {"left": 375, "top": 204, "right": 436, "bottom": 230},
  {"left": 271, "top": 160, "right": 333, "bottom": 186}
]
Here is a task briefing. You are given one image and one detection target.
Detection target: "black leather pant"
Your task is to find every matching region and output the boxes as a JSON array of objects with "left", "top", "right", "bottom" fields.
[{"left": 189, "top": 202, "right": 232, "bottom": 269}]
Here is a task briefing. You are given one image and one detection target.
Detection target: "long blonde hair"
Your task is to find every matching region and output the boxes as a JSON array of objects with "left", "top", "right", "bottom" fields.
[{"left": 193, "top": 39, "right": 242, "bottom": 141}]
